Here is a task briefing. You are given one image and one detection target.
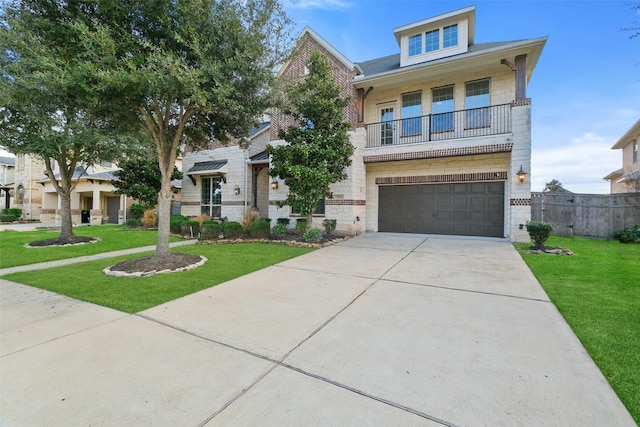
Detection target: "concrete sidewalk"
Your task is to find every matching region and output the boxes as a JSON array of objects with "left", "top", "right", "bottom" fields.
[{"left": 0, "top": 233, "right": 634, "bottom": 426}]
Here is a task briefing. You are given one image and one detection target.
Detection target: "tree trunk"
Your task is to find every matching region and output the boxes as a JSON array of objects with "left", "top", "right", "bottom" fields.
[
  {"left": 156, "top": 184, "right": 172, "bottom": 255},
  {"left": 59, "top": 191, "right": 75, "bottom": 240},
  {"left": 306, "top": 212, "right": 313, "bottom": 230}
]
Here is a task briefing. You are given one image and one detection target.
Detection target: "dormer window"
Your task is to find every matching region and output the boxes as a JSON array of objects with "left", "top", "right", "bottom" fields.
[
  {"left": 443, "top": 24, "right": 458, "bottom": 48},
  {"left": 408, "top": 34, "right": 422, "bottom": 56},
  {"left": 425, "top": 29, "right": 439, "bottom": 52},
  {"left": 395, "top": 6, "right": 474, "bottom": 67}
]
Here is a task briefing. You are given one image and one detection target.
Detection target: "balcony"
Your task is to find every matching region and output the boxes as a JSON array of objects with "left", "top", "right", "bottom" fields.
[{"left": 366, "top": 103, "right": 511, "bottom": 148}]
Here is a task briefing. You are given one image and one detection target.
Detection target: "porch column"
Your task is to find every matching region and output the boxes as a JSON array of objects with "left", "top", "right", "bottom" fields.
[{"left": 91, "top": 187, "right": 102, "bottom": 225}]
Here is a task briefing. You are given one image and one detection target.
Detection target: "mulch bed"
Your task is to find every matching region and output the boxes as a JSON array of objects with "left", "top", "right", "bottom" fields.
[
  {"left": 26, "top": 236, "right": 99, "bottom": 248},
  {"left": 104, "top": 253, "right": 207, "bottom": 277}
]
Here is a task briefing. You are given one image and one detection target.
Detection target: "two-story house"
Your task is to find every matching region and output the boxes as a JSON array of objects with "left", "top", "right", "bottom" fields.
[
  {"left": 604, "top": 118, "right": 639, "bottom": 193},
  {"left": 1, "top": 156, "right": 16, "bottom": 210},
  {"left": 181, "top": 6, "right": 546, "bottom": 242}
]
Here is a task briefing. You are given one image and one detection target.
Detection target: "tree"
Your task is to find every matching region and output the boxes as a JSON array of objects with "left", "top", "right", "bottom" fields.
[
  {"left": 112, "top": 147, "right": 182, "bottom": 207},
  {"left": 0, "top": 0, "right": 125, "bottom": 243},
  {"left": 76, "top": 0, "right": 293, "bottom": 256},
  {"left": 268, "top": 50, "right": 354, "bottom": 228},
  {"left": 543, "top": 179, "right": 569, "bottom": 193}
]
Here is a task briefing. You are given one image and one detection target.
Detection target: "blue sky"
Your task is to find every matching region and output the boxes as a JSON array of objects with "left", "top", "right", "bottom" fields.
[{"left": 285, "top": 0, "right": 640, "bottom": 193}]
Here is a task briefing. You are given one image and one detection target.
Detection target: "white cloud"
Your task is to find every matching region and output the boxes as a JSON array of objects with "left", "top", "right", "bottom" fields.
[
  {"left": 288, "top": 0, "right": 354, "bottom": 10},
  {"left": 531, "top": 132, "right": 620, "bottom": 194}
]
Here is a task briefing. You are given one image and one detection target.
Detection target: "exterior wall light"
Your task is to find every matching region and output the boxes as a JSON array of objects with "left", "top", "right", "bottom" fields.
[
  {"left": 234, "top": 185, "right": 240, "bottom": 195},
  {"left": 516, "top": 165, "right": 528, "bottom": 183},
  {"left": 271, "top": 179, "right": 279, "bottom": 190}
]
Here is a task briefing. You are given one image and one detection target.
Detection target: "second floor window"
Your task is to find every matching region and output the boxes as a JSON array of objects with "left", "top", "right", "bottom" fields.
[
  {"left": 465, "top": 79, "right": 490, "bottom": 129},
  {"left": 633, "top": 139, "right": 638, "bottom": 163},
  {"left": 432, "top": 86, "right": 454, "bottom": 132},
  {"left": 402, "top": 92, "right": 422, "bottom": 136}
]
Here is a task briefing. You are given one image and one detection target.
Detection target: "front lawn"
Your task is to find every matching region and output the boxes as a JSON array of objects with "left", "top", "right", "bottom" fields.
[
  {"left": 0, "top": 225, "right": 181, "bottom": 268},
  {"left": 1, "top": 243, "right": 314, "bottom": 313},
  {"left": 517, "top": 236, "right": 640, "bottom": 423}
]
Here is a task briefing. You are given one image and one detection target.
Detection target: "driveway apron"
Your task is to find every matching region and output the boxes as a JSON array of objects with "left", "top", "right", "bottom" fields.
[{"left": 1, "top": 233, "right": 635, "bottom": 426}]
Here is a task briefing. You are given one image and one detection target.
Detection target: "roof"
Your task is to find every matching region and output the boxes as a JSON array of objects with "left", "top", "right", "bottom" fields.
[
  {"left": 355, "top": 40, "right": 535, "bottom": 79},
  {"left": 0, "top": 156, "right": 15, "bottom": 166},
  {"left": 611, "top": 118, "right": 640, "bottom": 149},
  {"left": 249, "top": 122, "right": 270, "bottom": 137},
  {"left": 603, "top": 168, "right": 623, "bottom": 181},
  {"left": 249, "top": 150, "right": 269, "bottom": 163},
  {"left": 186, "top": 160, "right": 228, "bottom": 175}
]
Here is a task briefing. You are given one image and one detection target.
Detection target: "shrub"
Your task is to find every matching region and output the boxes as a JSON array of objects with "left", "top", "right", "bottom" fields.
[
  {"left": 181, "top": 220, "right": 200, "bottom": 237},
  {"left": 249, "top": 219, "right": 271, "bottom": 238},
  {"left": 323, "top": 219, "right": 337, "bottom": 234},
  {"left": 614, "top": 225, "right": 640, "bottom": 243},
  {"left": 271, "top": 223, "right": 287, "bottom": 238},
  {"left": 295, "top": 218, "right": 307, "bottom": 235},
  {"left": 126, "top": 218, "right": 141, "bottom": 228},
  {"left": 170, "top": 215, "right": 188, "bottom": 234},
  {"left": 526, "top": 220, "right": 553, "bottom": 248},
  {"left": 141, "top": 209, "right": 157, "bottom": 228},
  {"left": 242, "top": 208, "right": 261, "bottom": 232},
  {"left": 0, "top": 214, "right": 18, "bottom": 222},
  {"left": 2, "top": 208, "right": 22, "bottom": 218},
  {"left": 193, "top": 213, "right": 210, "bottom": 226},
  {"left": 303, "top": 228, "right": 321, "bottom": 242},
  {"left": 200, "top": 221, "right": 220, "bottom": 240},
  {"left": 223, "top": 221, "right": 243, "bottom": 239},
  {"left": 130, "top": 203, "right": 149, "bottom": 220},
  {"left": 276, "top": 217, "right": 290, "bottom": 226}
]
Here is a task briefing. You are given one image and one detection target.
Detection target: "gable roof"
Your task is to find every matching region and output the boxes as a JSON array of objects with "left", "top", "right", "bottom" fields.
[
  {"left": 277, "top": 26, "right": 361, "bottom": 77},
  {"left": 611, "top": 118, "right": 640, "bottom": 149}
]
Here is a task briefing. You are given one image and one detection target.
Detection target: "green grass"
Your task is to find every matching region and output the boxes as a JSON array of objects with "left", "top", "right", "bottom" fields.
[
  {"left": 0, "top": 225, "right": 181, "bottom": 268},
  {"left": 1, "top": 243, "right": 313, "bottom": 313},
  {"left": 516, "top": 236, "right": 640, "bottom": 423}
]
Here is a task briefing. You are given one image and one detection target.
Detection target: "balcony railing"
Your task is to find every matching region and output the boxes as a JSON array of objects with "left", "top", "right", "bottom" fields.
[{"left": 366, "top": 103, "right": 512, "bottom": 148}]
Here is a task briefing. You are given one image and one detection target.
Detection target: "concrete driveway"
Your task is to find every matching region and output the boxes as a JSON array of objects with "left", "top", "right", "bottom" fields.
[{"left": 0, "top": 233, "right": 634, "bottom": 426}]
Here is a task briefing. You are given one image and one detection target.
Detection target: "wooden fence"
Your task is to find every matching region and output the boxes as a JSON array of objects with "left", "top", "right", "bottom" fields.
[{"left": 531, "top": 192, "right": 640, "bottom": 239}]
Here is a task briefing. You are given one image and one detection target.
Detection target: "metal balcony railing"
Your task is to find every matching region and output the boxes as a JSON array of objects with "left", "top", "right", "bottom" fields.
[{"left": 366, "top": 103, "right": 512, "bottom": 148}]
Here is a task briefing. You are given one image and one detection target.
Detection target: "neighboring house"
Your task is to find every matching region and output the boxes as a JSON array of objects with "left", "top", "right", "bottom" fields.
[
  {"left": 181, "top": 6, "right": 546, "bottom": 242},
  {"left": 604, "top": 118, "right": 640, "bottom": 193},
  {"left": 0, "top": 156, "right": 16, "bottom": 210},
  {"left": 11, "top": 153, "right": 44, "bottom": 220}
]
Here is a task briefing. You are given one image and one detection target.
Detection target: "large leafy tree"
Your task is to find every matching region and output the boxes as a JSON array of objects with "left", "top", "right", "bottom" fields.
[
  {"left": 79, "top": 0, "right": 292, "bottom": 256},
  {"left": 0, "top": 0, "right": 126, "bottom": 243},
  {"left": 268, "top": 50, "right": 354, "bottom": 227},
  {"left": 112, "top": 146, "right": 182, "bottom": 208}
]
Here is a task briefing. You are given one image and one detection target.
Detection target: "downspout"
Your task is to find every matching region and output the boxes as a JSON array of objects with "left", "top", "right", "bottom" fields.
[{"left": 244, "top": 149, "right": 249, "bottom": 213}]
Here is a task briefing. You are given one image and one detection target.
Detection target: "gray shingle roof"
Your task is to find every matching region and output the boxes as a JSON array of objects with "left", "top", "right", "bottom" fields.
[{"left": 356, "top": 41, "right": 523, "bottom": 78}]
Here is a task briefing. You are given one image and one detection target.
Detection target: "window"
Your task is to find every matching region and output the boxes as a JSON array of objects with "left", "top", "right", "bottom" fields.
[
  {"left": 292, "top": 199, "right": 325, "bottom": 216},
  {"left": 408, "top": 34, "right": 422, "bottom": 56},
  {"left": 201, "top": 176, "right": 222, "bottom": 218},
  {"left": 633, "top": 139, "right": 638, "bottom": 163},
  {"left": 100, "top": 161, "right": 112, "bottom": 168},
  {"left": 425, "top": 29, "right": 439, "bottom": 52},
  {"left": 431, "top": 86, "right": 454, "bottom": 132},
  {"left": 465, "top": 79, "right": 490, "bottom": 128},
  {"left": 401, "top": 92, "right": 422, "bottom": 136},
  {"left": 443, "top": 24, "right": 458, "bottom": 48}
]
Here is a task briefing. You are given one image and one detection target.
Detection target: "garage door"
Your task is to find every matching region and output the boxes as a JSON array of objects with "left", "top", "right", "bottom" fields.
[{"left": 378, "top": 182, "right": 504, "bottom": 237}]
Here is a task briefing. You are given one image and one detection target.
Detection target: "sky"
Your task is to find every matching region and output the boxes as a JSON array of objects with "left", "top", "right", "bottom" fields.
[
  {"left": 284, "top": 0, "right": 640, "bottom": 193},
  {"left": 2, "top": 1, "right": 638, "bottom": 194}
]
